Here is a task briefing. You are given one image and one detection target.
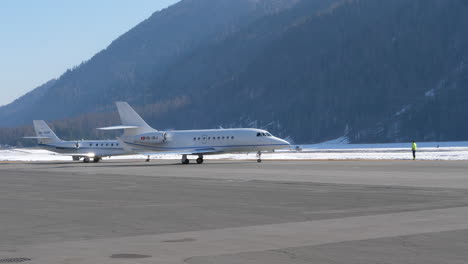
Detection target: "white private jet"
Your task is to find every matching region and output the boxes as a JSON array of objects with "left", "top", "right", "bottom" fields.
[
  {"left": 99, "top": 102, "right": 290, "bottom": 164},
  {"left": 25, "top": 120, "right": 129, "bottom": 163}
]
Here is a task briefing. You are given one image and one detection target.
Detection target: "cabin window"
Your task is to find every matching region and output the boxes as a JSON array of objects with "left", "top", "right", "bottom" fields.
[
  {"left": 198, "top": 137, "right": 201, "bottom": 140},
  {"left": 111, "top": 143, "right": 114, "bottom": 146},
  {"left": 96, "top": 144, "right": 98, "bottom": 146},
  {"left": 89, "top": 143, "right": 92, "bottom": 147},
  {"left": 116, "top": 144, "right": 119, "bottom": 146},
  {"left": 231, "top": 136, "right": 234, "bottom": 139},
  {"left": 193, "top": 137, "right": 196, "bottom": 141},
  {"left": 106, "top": 143, "right": 109, "bottom": 146}
]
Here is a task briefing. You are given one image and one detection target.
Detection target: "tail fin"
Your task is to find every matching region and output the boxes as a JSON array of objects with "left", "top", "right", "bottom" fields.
[
  {"left": 98, "top": 102, "right": 155, "bottom": 136},
  {"left": 32, "top": 120, "right": 61, "bottom": 144}
]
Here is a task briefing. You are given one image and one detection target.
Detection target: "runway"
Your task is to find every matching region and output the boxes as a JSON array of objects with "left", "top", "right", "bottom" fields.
[{"left": 1, "top": 160, "right": 468, "bottom": 263}]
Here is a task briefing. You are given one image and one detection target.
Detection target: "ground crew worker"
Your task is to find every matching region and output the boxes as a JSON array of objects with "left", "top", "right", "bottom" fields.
[{"left": 412, "top": 141, "right": 417, "bottom": 160}]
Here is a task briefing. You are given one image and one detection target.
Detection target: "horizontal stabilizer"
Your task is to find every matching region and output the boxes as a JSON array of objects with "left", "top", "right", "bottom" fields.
[{"left": 97, "top": 125, "right": 140, "bottom": 130}]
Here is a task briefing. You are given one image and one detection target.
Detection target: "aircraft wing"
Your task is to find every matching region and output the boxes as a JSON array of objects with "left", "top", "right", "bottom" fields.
[
  {"left": 116, "top": 138, "right": 223, "bottom": 156},
  {"left": 141, "top": 148, "right": 223, "bottom": 156},
  {"left": 97, "top": 125, "right": 139, "bottom": 130},
  {"left": 62, "top": 153, "right": 97, "bottom": 158}
]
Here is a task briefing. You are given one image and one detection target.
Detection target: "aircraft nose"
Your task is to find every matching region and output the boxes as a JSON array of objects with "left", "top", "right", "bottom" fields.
[{"left": 274, "top": 137, "right": 290, "bottom": 146}]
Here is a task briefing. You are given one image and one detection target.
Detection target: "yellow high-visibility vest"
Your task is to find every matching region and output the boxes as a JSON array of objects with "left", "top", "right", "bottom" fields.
[{"left": 412, "top": 142, "right": 417, "bottom": 151}]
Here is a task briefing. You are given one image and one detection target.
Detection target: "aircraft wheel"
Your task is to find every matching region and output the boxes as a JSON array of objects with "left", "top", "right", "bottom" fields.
[
  {"left": 93, "top": 157, "right": 101, "bottom": 163},
  {"left": 196, "top": 158, "right": 204, "bottom": 164},
  {"left": 83, "top": 157, "right": 90, "bottom": 163},
  {"left": 182, "top": 154, "right": 190, "bottom": 164},
  {"left": 256, "top": 151, "right": 262, "bottom": 163}
]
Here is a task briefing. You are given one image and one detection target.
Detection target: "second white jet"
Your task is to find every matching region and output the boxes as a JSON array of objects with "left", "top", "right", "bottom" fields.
[{"left": 100, "top": 102, "right": 290, "bottom": 164}]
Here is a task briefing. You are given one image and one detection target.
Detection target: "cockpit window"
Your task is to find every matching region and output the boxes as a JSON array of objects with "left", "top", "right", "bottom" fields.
[
  {"left": 266, "top": 133, "right": 272, "bottom": 136},
  {"left": 257, "top": 133, "right": 261, "bottom": 137}
]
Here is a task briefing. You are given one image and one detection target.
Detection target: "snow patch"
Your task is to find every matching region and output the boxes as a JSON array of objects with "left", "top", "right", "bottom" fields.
[
  {"left": 395, "top": 105, "right": 411, "bottom": 116},
  {"left": 425, "top": 89, "right": 435, "bottom": 97}
]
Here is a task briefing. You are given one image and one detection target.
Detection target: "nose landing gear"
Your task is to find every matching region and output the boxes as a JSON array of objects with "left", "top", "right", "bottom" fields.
[{"left": 256, "top": 151, "right": 262, "bottom": 163}]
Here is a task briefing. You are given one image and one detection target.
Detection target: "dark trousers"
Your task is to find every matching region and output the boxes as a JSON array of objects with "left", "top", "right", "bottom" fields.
[{"left": 412, "top": 150, "right": 416, "bottom": 160}]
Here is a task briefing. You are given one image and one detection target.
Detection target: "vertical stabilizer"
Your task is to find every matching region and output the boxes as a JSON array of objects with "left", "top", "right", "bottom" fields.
[
  {"left": 115, "top": 102, "right": 155, "bottom": 135},
  {"left": 33, "top": 120, "right": 61, "bottom": 144}
]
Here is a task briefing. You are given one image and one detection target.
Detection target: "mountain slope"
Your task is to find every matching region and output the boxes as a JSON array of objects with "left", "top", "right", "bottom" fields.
[
  {"left": 0, "top": 0, "right": 300, "bottom": 127},
  {"left": 151, "top": 0, "right": 468, "bottom": 143},
  {"left": 123, "top": 0, "right": 468, "bottom": 143}
]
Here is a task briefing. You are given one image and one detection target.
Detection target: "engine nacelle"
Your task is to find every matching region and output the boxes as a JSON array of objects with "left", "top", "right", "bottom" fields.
[{"left": 134, "top": 132, "right": 167, "bottom": 144}]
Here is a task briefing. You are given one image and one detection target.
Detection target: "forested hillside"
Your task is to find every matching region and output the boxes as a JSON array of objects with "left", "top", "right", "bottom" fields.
[{"left": 1, "top": 0, "right": 468, "bottom": 146}]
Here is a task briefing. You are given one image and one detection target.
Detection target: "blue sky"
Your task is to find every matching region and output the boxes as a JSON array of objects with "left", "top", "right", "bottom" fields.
[{"left": 0, "top": 0, "right": 180, "bottom": 106}]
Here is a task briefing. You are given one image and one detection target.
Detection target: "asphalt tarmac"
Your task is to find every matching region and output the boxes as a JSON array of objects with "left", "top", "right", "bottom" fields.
[{"left": 0, "top": 160, "right": 468, "bottom": 264}]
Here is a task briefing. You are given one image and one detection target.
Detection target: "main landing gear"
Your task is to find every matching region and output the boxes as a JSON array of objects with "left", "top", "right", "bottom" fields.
[
  {"left": 182, "top": 154, "right": 190, "bottom": 164},
  {"left": 146, "top": 155, "right": 151, "bottom": 162},
  {"left": 196, "top": 155, "right": 204, "bottom": 164},
  {"left": 256, "top": 151, "right": 262, "bottom": 163},
  {"left": 83, "top": 157, "right": 101, "bottom": 163},
  {"left": 181, "top": 155, "right": 204, "bottom": 164}
]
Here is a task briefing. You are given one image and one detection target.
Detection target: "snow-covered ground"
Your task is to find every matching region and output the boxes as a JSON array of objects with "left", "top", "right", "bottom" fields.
[{"left": 2, "top": 139, "right": 468, "bottom": 162}]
